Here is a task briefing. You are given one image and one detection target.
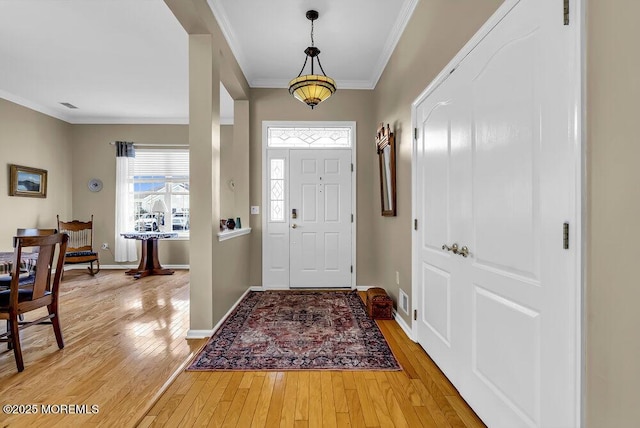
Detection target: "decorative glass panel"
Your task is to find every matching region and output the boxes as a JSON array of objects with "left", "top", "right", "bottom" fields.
[
  {"left": 268, "top": 127, "right": 351, "bottom": 148},
  {"left": 270, "top": 159, "right": 285, "bottom": 222}
]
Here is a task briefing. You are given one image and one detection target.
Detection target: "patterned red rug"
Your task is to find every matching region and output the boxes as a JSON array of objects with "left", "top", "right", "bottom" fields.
[{"left": 187, "top": 290, "right": 401, "bottom": 371}]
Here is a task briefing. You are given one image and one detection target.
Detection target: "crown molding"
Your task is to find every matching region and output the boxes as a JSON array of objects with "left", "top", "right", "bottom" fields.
[
  {"left": 0, "top": 90, "right": 72, "bottom": 123},
  {"left": 370, "top": 0, "right": 419, "bottom": 89},
  {"left": 207, "top": 0, "right": 251, "bottom": 85},
  {"left": 250, "top": 78, "right": 375, "bottom": 90},
  {"left": 69, "top": 117, "right": 189, "bottom": 125}
]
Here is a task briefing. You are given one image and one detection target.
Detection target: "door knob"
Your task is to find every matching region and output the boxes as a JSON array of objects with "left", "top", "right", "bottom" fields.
[
  {"left": 458, "top": 246, "right": 469, "bottom": 258},
  {"left": 442, "top": 243, "right": 470, "bottom": 257},
  {"left": 291, "top": 224, "right": 298, "bottom": 229},
  {"left": 442, "top": 243, "right": 459, "bottom": 253}
]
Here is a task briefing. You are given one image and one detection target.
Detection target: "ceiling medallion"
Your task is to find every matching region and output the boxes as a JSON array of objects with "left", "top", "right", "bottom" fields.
[{"left": 288, "top": 10, "right": 337, "bottom": 109}]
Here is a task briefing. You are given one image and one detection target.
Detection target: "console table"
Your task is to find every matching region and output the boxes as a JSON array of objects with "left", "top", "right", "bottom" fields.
[{"left": 120, "top": 232, "right": 178, "bottom": 279}]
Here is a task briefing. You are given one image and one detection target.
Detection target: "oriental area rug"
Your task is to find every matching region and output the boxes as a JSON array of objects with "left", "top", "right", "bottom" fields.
[{"left": 187, "top": 290, "right": 401, "bottom": 371}]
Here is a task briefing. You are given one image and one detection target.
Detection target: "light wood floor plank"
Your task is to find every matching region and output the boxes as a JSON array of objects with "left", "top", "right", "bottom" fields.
[
  {"left": 308, "top": 372, "right": 323, "bottom": 428},
  {"left": 344, "top": 389, "right": 367, "bottom": 428},
  {"left": 331, "top": 372, "right": 349, "bottom": 413},
  {"left": 321, "top": 371, "right": 338, "bottom": 428},
  {"left": 295, "top": 371, "right": 310, "bottom": 421},
  {"left": 264, "top": 372, "right": 286, "bottom": 428},
  {"left": 235, "top": 374, "right": 264, "bottom": 427},
  {"left": 279, "top": 372, "right": 298, "bottom": 428},
  {"left": 353, "top": 372, "right": 380, "bottom": 428}
]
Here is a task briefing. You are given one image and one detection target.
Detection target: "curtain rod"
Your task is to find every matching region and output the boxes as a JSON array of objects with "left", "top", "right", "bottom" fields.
[{"left": 109, "top": 142, "right": 188, "bottom": 147}]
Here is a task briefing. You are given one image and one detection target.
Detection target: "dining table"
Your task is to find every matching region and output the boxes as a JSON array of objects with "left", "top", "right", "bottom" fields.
[{"left": 120, "top": 231, "right": 178, "bottom": 279}]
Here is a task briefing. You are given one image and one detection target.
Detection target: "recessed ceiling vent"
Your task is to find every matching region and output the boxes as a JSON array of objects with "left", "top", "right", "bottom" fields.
[{"left": 59, "top": 102, "right": 78, "bottom": 109}]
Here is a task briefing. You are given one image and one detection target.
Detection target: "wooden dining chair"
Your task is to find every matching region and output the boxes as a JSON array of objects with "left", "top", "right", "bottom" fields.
[
  {"left": 0, "top": 233, "right": 68, "bottom": 372},
  {"left": 56, "top": 215, "right": 100, "bottom": 276}
]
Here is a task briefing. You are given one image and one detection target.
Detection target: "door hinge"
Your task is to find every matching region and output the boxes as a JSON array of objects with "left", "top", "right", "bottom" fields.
[
  {"left": 351, "top": 214, "right": 354, "bottom": 223},
  {"left": 564, "top": 0, "right": 569, "bottom": 25},
  {"left": 350, "top": 265, "right": 353, "bottom": 273},
  {"left": 414, "top": 309, "right": 417, "bottom": 321},
  {"left": 414, "top": 219, "right": 418, "bottom": 230},
  {"left": 563, "top": 222, "right": 569, "bottom": 249},
  {"left": 414, "top": 128, "right": 418, "bottom": 140},
  {"left": 351, "top": 163, "right": 354, "bottom": 172}
]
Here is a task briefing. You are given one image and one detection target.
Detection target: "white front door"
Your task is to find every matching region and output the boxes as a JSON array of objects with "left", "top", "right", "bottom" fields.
[
  {"left": 289, "top": 149, "right": 352, "bottom": 287},
  {"left": 413, "top": 0, "right": 580, "bottom": 427},
  {"left": 262, "top": 122, "right": 356, "bottom": 289}
]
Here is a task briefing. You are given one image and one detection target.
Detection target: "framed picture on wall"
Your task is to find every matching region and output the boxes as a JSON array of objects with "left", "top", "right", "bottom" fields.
[{"left": 9, "top": 164, "right": 47, "bottom": 198}]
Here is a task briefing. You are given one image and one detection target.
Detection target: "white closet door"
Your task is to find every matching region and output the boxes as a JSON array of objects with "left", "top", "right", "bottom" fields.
[{"left": 414, "top": 0, "right": 579, "bottom": 426}]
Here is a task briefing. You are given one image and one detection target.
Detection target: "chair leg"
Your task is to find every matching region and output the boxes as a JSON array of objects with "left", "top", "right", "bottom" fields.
[
  {"left": 48, "top": 305, "right": 64, "bottom": 349},
  {"left": 6, "top": 320, "right": 12, "bottom": 350},
  {"left": 88, "top": 260, "right": 100, "bottom": 275},
  {"left": 9, "top": 314, "right": 24, "bottom": 372}
]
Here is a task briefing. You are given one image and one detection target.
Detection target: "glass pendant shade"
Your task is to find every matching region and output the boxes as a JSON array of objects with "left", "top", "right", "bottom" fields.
[
  {"left": 288, "top": 74, "right": 337, "bottom": 109},
  {"left": 289, "top": 10, "right": 336, "bottom": 109}
]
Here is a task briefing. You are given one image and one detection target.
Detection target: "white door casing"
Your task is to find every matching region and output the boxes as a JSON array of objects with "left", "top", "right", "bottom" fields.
[
  {"left": 412, "top": 0, "right": 582, "bottom": 427},
  {"left": 262, "top": 122, "right": 356, "bottom": 289}
]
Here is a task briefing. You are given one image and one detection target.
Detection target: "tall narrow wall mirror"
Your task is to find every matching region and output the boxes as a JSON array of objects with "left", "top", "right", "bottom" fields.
[{"left": 376, "top": 123, "right": 396, "bottom": 216}]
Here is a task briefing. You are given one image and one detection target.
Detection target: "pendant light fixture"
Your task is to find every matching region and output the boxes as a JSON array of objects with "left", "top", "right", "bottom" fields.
[{"left": 288, "top": 10, "right": 337, "bottom": 109}]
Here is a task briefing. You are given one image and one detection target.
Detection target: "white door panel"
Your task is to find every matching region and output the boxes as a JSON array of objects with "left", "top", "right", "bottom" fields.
[
  {"left": 290, "top": 149, "right": 352, "bottom": 287},
  {"left": 414, "top": 0, "right": 579, "bottom": 426}
]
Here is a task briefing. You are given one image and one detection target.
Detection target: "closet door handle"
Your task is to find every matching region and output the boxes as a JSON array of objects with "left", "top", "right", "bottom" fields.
[
  {"left": 442, "top": 243, "right": 459, "bottom": 254},
  {"left": 442, "top": 243, "right": 470, "bottom": 257}
]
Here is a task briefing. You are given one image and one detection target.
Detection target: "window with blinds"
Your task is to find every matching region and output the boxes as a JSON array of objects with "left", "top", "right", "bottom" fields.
[{"left": 131, "top": 149, "right": 190, "bottom": 237}]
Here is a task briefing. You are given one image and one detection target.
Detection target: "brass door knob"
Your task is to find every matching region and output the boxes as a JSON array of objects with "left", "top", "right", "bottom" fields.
[
  {"left": 442, "top": 243, "right": 459, "bottom": 253},
  {"left": 458, "top": 246, "right": 469, "bottom": 258}
]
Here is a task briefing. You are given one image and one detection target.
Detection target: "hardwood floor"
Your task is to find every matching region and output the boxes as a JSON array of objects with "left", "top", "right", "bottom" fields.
[
  {"left": 140, "top": 292, "right": 486, "bottom": 428},
  {"left": 0, "top": 271, "right": 484, "bottom": 427},
  {"left": 0, "top": 269, "right": 203, "bottom": 427}
]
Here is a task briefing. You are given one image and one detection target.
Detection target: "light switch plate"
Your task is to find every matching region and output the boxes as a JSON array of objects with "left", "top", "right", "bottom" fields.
[{"left": 251, "top": 206, "right": 260, "bottom": 215}]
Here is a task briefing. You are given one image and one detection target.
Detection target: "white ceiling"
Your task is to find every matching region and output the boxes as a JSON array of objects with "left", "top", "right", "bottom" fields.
[{"left": 0, "top": 0, "right": 417, "bottom": 124}]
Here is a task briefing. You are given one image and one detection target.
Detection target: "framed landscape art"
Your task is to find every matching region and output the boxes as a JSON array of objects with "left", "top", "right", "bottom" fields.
[{"left": 9, "top": 164, "right": 47, "bottom": 198}]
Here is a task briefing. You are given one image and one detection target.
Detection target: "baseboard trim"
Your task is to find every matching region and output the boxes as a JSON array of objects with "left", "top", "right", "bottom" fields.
[
  {"left": 356, "top": 285, "right": 374, "bottom": 291},
  {"left": 186, "top": 286, "right": 263, "bottom": 339},
  {"left": 185, "top": 329, "right": 213, "bottom": 339},
  {"left": 91, "top": 264, "right": 189, "bottom": 270},
  {"left": 393, "top": 309, "right": 415, "bottom": 342}
]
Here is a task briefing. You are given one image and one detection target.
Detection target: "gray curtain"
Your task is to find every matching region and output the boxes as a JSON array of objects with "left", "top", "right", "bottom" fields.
[{"left": 115, "top": 141, "right": 137, "bottom": 262}]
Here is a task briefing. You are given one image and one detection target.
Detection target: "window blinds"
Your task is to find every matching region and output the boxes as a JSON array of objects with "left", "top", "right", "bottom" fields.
[{"left": 134, "top": 149, "right": 189, "bottom": 176}]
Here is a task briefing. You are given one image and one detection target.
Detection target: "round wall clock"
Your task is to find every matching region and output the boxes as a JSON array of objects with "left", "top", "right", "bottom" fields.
[{"left": 88, "top": 178, "right": 103, "bottom": 192}]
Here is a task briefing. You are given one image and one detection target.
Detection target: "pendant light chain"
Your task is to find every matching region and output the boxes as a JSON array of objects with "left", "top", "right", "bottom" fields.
[{"left": 310, "top": 19, "right": 315, "bottom": 47}]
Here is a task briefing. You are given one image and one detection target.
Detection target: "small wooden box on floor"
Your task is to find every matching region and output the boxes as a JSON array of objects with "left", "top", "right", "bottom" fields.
[{"left": 366, "top": 287, "right": 393, "bottom": 320}]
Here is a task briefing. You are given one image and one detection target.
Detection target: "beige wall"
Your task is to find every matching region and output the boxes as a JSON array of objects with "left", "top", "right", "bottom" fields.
[
  {"left": 248, "top": 88, "right": 377, "bottom": 287},
  {"left": 372, "top": 0, "right": 503, "bottom": 324},
  {"left": 219, "top": 124, "right": 236, "bottom": 219},
  {"left": 0, "top": 99, "right": 73, "bottom": 251},
  {"left": 70, "top": 124, "right": 190, "bottom": 265},
  {"left": 586, "top": 0, "right": 640, "bottom": 424}
]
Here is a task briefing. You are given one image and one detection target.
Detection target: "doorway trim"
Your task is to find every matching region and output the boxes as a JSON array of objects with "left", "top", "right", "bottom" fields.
[
  {"left": 261, "top": 121, "right": 357, "bottom": 289},
  {"left": 410, "top": 0, "right": 584, "bottom": 424}
]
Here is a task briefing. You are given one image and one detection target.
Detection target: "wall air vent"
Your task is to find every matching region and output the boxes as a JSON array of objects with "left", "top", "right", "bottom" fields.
[
  {"left": 399, "top": 288, "right": 409, "bottom": 315},
  {"left": 59, "top": 102, "right": 78, "bottom": 109}
]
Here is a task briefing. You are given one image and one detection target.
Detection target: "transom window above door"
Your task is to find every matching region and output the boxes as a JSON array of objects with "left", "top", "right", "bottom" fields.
[{"left": 267, "top": 126, "right": 351, "bottom": 148}]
